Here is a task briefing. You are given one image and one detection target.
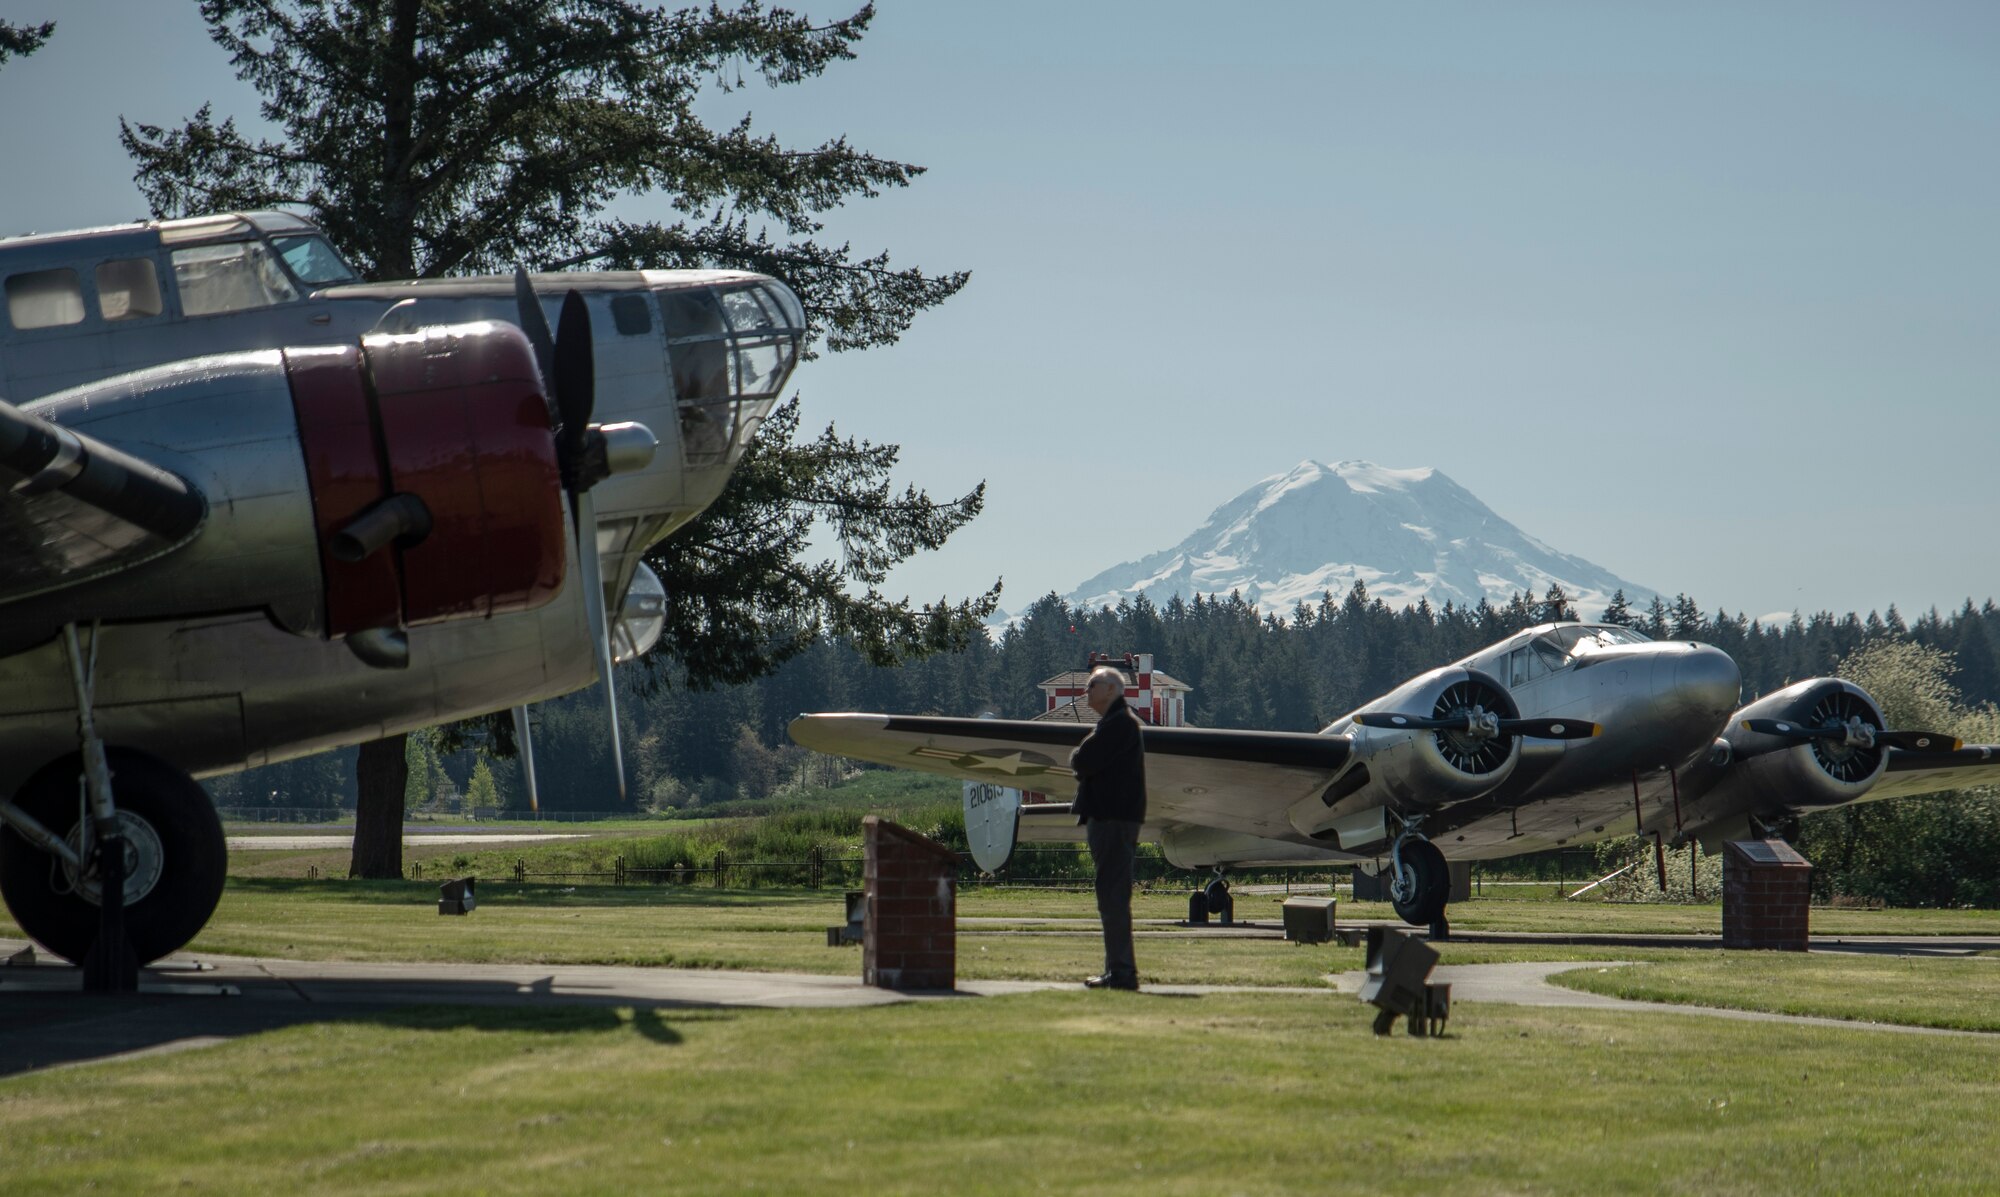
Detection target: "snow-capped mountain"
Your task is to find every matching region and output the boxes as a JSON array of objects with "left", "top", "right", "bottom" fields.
[{"left": 1066, "top": 460, "right": 1654, "bottom": 618}]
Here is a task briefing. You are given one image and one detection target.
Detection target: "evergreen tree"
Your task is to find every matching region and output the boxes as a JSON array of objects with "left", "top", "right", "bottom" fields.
[
  {"left": 124, "top": 1, "right": 981, "bottom": 876},
  {"left": 1540, "top": 583, "right": 1577, "bottom": 624},
  {"left": 1669, "top": 593, "right": 1703, "bottom": 640},
  {"left": 465, "top": 758, "right": 500, "bottom": 812},
  {"left": 0, "top": 19, "right": 52, "bottom": 67},
  {"left": 1643, "top": 595, "right": 1670, "bottom": 640},
  {"left": 1600, "top": 589, "right": 1634, "bottom": 627}
]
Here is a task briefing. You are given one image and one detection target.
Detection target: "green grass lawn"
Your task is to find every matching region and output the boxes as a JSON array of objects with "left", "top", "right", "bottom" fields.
[
  {"left": 3, "top": 993, "right": 1997, "bottom": 1194},
  {"left": 1551, "top": 954, "right": 2000, "bottom": 1032}
]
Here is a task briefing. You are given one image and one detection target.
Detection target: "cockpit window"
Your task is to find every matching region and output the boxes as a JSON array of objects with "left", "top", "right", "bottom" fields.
[
  {"left": 171, "top": 240, "right": 300, "bottom": 316},
  {"left": 1532, "top": 637, "right": 1569, "bottom": 672},
  {"left": 662, "top": 279, "right": 805, "bottom": 467},
  {"left": 270, "top": 234, "right": 360, "bottom": 287}
]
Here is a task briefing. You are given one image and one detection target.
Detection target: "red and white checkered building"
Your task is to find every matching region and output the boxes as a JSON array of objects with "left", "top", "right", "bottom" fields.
[
  {"left": 1021, "top": 653, "right": 1190, "bottom": 805},
  {"left": 1033, "top": 652, "right": 1191, "bottom": 727}
]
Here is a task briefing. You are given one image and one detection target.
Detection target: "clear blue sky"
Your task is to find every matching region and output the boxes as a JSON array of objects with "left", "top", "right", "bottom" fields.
[{"left": 3, "top": 2, "right": 1995, "bottom": 624}]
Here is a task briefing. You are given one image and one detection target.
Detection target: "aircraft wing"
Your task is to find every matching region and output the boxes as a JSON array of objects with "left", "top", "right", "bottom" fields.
[
  {"left": 788, "top": 714, "right": 1352, "bottom": 836},
  {"left": 0, "top": 398, "right": 207, "bottom": 603},
  {"left": 1865, "top": 745, "right": 2000, "bottom": 801}
]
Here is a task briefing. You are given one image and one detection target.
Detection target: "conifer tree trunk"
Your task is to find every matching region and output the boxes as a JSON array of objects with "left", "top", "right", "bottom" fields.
[{"left": 350, "top": 733, "right": 408, "bottom": 879}]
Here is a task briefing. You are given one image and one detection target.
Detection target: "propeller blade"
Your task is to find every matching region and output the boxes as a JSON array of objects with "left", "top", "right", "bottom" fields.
[
  {"left": 554, "top": 290, "right": 595, "bottom": 491},
  {"left": 1741, "top": 718, "right": 1822, "bottom": 740},
  {"left": 1877, "top": 729, "right": 1963, "bottom": 753},
  {"left": 1498, "top": 717, "right": 1601, "bottom": 740},
  {"left": 511, "top": 265, "right": 556, "bottom": 398},
  {"left": 1352, "top": 712, "right": 1457, "bottom": 731},
  {"left": 574, "top": 487, "right": 627, "bottom": 804},
  {"left": 1740, "top": 718, "right": 1961, "bottom": 753},
  {"left": 1354, "top": 711, "right": 1598, "bottom": 740},
  {"left": 511, "top": 705, "right": 541, "bottom": 814}
]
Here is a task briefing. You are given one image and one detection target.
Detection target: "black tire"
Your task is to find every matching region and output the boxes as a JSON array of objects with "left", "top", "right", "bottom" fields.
[
  {"left": 1203, "top": 877, "right": 1233, "bottom": 924},
  {"left": 0, "top": 747, "right": 226, "bottom": 965},
  {"left": 1390, "top": 839, "right": 1451, "bottom": 926}
]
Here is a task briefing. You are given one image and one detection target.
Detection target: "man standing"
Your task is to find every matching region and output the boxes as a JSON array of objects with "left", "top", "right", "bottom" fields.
[{"left": 1070, "top": 665, "right": 1147, "bottom": 990}]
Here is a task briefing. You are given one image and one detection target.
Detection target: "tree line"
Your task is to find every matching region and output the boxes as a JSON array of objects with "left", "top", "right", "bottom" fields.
[{"left": 210, "top": 580, "right": 2000, "bottom": 817}]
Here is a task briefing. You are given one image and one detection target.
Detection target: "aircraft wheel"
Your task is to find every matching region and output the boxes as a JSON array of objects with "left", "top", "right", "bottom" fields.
[
  {"left": 1389, "top": 839, "right": 1450, "bottom": 926},
  {"left": 1203, "top": 877, "right": 1233, "bottom": 924},
  {"left": 0, "top": 747, "right": 226, "bottom": 965}
]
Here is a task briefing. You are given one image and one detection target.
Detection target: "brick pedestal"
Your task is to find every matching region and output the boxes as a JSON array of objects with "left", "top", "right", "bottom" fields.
[
  {"left": 1722, "top": 839, "right": 1812, "bottom": 951},
  {"left": 862, "top": 817, "right": 958, "bottom": 991}
]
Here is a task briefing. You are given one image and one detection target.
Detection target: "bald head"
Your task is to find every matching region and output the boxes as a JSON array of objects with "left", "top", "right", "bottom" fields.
[{"left": 1086, "top": 666, "right": 1124, "bottom": 715}]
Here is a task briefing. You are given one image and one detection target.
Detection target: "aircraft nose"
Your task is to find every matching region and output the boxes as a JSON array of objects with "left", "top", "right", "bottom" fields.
[{"left": 1674, "top": 645, "right": 1742, "bottom": 720}]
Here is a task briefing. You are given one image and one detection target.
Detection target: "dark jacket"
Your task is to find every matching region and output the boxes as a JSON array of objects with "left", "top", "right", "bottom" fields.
[{"left": 1069, "top": 696, "right": 1147, "bottom": 824}]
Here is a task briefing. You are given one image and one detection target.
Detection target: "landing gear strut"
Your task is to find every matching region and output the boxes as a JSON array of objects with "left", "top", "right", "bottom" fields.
[
  {"left": 1186, "top": 870, "right": 1234, "bottom": 925},
  {"left": 1388, "top": 822, "right": 1451, "bottom": 931}
]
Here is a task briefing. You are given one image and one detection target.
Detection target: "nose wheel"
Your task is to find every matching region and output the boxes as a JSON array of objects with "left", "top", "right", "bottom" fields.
[{"left": 1389, "top": 835, "right": 1451, "bottom": 928}]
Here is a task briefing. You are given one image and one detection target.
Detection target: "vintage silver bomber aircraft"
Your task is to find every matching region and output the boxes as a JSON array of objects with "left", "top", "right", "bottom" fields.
[
  {"left": 791, "top": 622, "right": 2000, "bottom": 928},
  {"left": 0, "top": 211, "right": 804, "bottom": 972}
]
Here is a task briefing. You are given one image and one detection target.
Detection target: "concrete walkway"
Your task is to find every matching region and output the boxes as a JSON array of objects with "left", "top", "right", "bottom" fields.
[
  {"left": 4, "top": 935, "right": 1994, "bottom": 1076},
  {"left": 1327, "top": 959, "right": 1998, "bottom": 1038}
]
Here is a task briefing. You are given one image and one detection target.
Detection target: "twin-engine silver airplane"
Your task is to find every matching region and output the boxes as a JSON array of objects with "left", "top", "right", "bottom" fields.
[
  {"left": 791, "top": 622, "right": 2000, "bottom": 928},
  {"left": 0, "top": 211, "right": 803, "bottom": 969}
]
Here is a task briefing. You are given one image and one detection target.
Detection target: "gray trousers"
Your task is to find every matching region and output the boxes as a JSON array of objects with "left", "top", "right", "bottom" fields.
[{"left": 1085, "top": 818, "right": 1141, "bottom": 979}]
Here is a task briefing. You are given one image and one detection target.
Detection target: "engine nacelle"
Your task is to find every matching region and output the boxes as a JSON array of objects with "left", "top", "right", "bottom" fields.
[
  {"left": 2, "top": 322, "right": 567, "bottom": 653},
  {"left": 289, "top": 322, "right": 566, "bottom": 637},
  {"left": 1724, "top": 678, "right": 1889, "bottom": 811},
  {"left": 1293, "top": 667, "right": 1522, "bottom": 843}
]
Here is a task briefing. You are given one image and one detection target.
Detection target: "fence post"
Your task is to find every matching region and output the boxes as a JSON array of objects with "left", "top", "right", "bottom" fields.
[
  {"left": 514, "top": 857, "right": 525, "bottom": 883},
  {"left": 616, "top": 854, "right": 626, "bottom": 886},
  {"left": 713, "top": 850, "right": 727, "bottom": 888},
  {"left": 808, "top": 844, "right": 823, "bottom": 889}
]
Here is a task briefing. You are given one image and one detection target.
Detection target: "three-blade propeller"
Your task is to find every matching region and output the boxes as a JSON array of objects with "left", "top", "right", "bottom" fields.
[
  {"left": 1740, "top": 717, "right": 1961, "bottom": 753},
  {"left": 1352, "top": 711, "right": 1602, "bottom": 740},
  {"left": 511, "top": 267, "right": 658, "bottom": 806}
]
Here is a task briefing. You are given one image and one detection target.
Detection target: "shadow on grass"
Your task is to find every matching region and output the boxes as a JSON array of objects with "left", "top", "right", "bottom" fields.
[
  {"left": 367, "top": 1003, "right": 723, "bottom": 1044},
  {"left": 225, "top": 877, "right": 838, "bottom": 909},
  {"left": 0, "top": 983, "right": 734, "bottom": 1077}
]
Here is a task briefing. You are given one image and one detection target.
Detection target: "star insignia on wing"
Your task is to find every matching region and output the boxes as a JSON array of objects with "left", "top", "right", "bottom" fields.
[{"left": 910, "top": 745, "right": 1068, "bottom": 778}]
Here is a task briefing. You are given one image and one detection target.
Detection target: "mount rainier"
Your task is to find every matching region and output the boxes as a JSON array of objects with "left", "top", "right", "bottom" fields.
[{"left": 1066, "top": 460, "right": 1655, "bottom": 618}]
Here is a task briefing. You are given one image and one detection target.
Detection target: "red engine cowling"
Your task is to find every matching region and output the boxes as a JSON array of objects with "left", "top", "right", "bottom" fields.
[{"left": 284, "top": 322, "right": 566, "bottom": 636}]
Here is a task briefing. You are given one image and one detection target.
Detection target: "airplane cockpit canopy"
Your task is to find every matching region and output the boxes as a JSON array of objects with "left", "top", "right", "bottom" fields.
[
  {"left": 657, "top": 277, "right": 805, "bottom": 468},
  {"left": 1483, "top": 622, "right": 1654, "bottom": 689},
  {"left": 157, "top": 211, "right": 361, "bottom": 315},
  {"left": 1549, "top": 624, "right": 1652, "bottom": 651}
]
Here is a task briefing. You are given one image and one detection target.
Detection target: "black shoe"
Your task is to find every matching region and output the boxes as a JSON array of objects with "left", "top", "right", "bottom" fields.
[{"left": 1084, "top": 973, "right": 1139, "bottom": 991}]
